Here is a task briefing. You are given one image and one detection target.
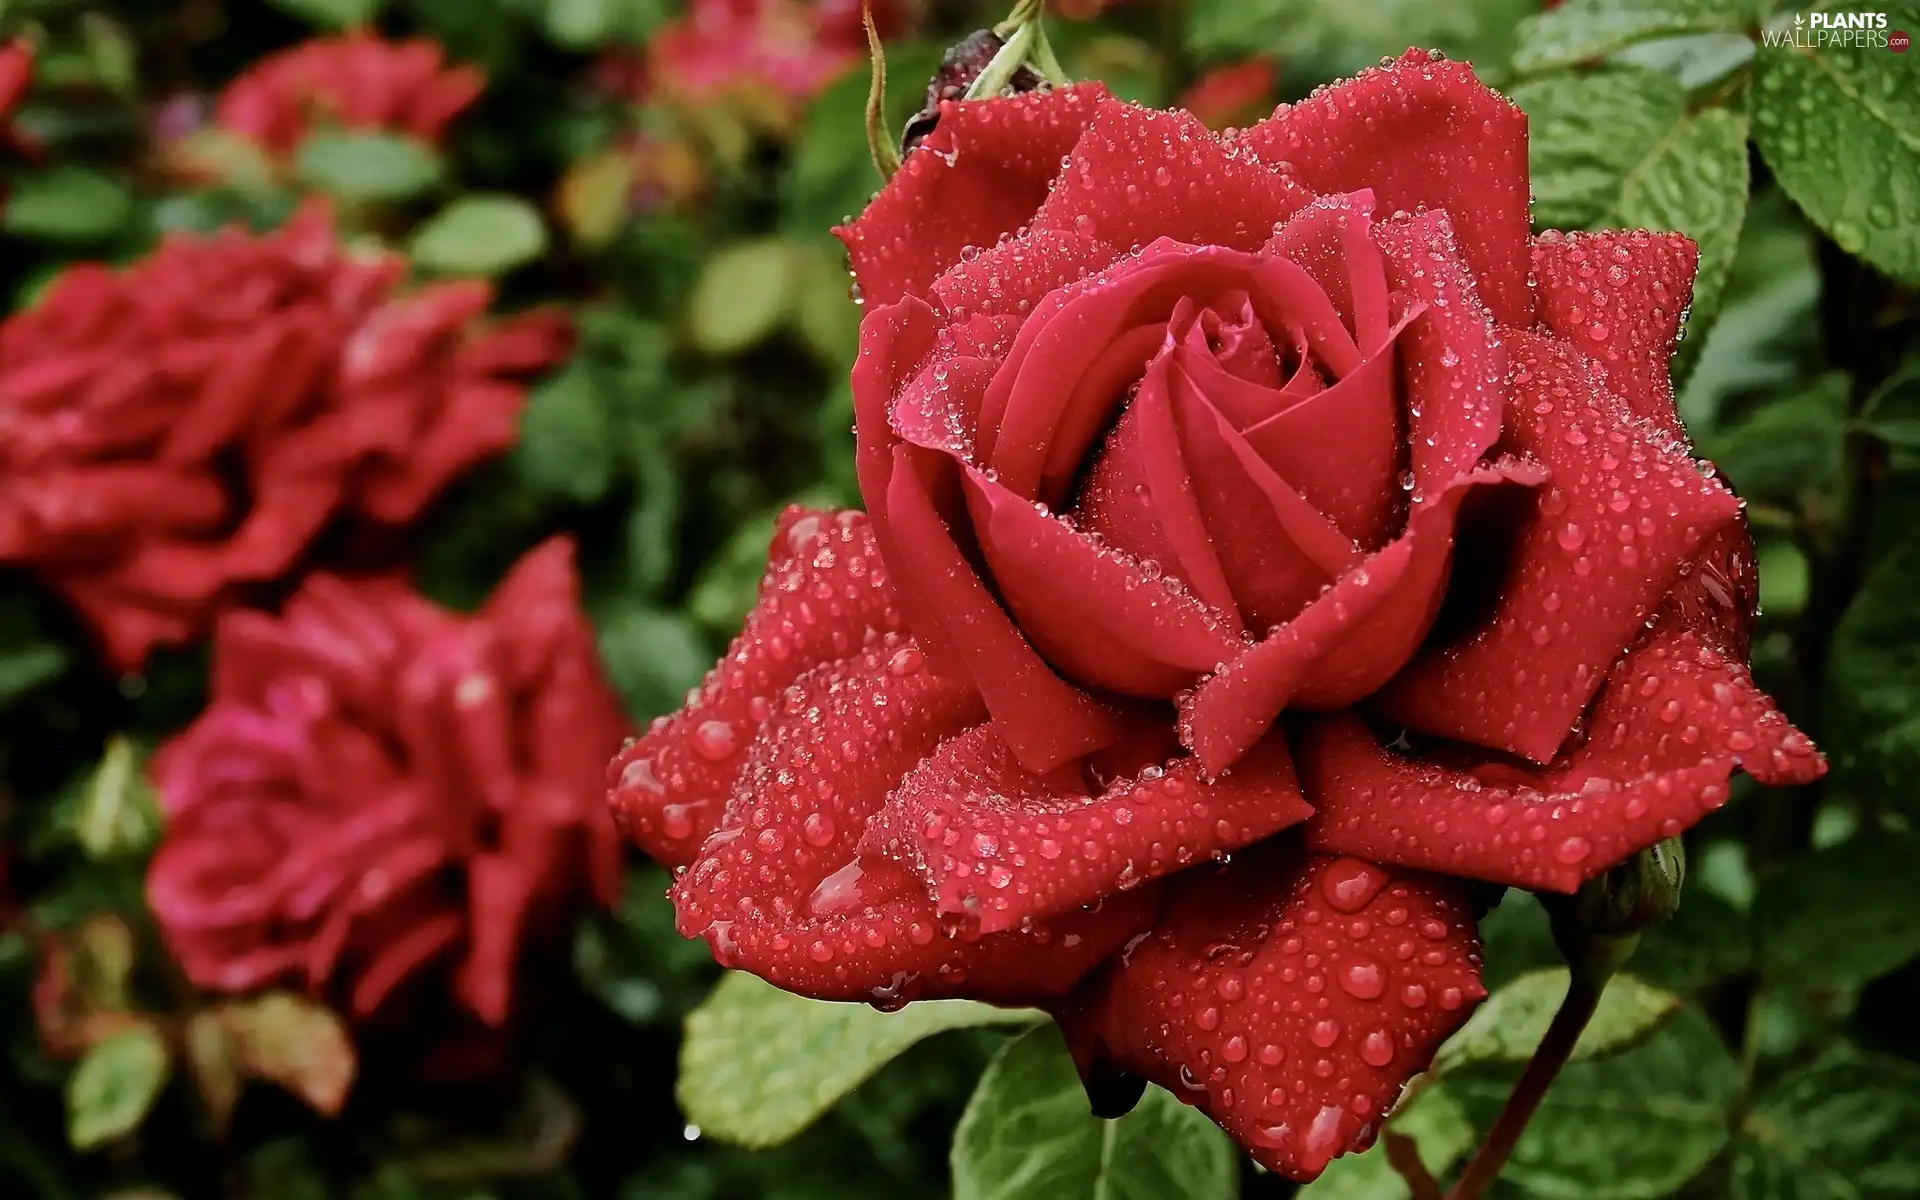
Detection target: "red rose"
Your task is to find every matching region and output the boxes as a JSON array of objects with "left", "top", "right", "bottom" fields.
[
  {"left": 215, "top": 34, "right": 484, "bottom": 159},
  {"left": 610, "top": 51, "right": 1824, "bottom": 1179},
  {"left": 0, "top": 39, "right": 34, "bottom": 164},
  {"left": 645, "top": 0, "right": 903, "bottom": 116},
  {"left": 0, "top": 201, "right": 570, "bottom": 669},
  {"left": 148, "top": 539, "right": 627, "bottom": 1026}
]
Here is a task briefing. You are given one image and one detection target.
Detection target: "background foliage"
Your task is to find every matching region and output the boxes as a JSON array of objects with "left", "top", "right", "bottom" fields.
[{"left": 0, "top": 0, "right": 1915, "bottom": 1197}]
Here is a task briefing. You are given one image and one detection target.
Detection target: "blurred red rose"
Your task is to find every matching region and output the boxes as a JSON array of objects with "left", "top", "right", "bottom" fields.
[
  {"left": 647, "top": 0, "right": 901, "bottom": 118},
  {"left": 1179, "top": 58, "right": 1278, "bottom": 130},
  {"left": 147, "top": 539, "right": 627, "bottom": 1027},
  {"left": 215, "top": 34, "right": 484, "bottom": 159},
  {"left": 613, "top": 50, "right": 1826, "bottom": 1180},
  {"left": 0, "top": 39, "right": 34, "bottom": 164},
  {"left": 0, "top": 200, "right": 570, "bottom": 670}
]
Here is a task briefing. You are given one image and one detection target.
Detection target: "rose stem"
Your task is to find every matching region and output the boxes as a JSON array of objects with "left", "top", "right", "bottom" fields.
[
  {"left": 1384, "top": 1129, "right": 1442, "bottom": 1200},
  {"left": 1442, "top": 970, "right": 1607, "bottom": 1200}
]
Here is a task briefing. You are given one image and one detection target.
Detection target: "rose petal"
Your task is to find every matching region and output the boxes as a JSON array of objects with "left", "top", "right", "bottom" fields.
[
  {"left": 1265, "top": 191, "right": 1392, "bottom": 352},
  {"left": 885, "top": 445, "right": 1124, "bottom": 772},
  {"left": 865, "top": 725, "right": 1309, "bottom": 934},
  {"left": 930, "top": 227, "right": 1119, "bottom": 321},
  {"left": 606, "top": 508, "right": 902, "bottom": 867},
  {"left": 965, "top": 461, "right": 1242, "bottom": 697},
  {"left": 1185, "top": 458, "right": 1546, "bottom": 776},
  {"left": 836, "top": 84, "right": 1110, "bottom": 308},
  {"left": 1531, "top": 230, "right": 1698, "bottom": 438},
  {"left": 1304, "top": 616, "right": 1825, "bottom": 891},
  {"left": 1373, "top": 210, "right": 1507, "bottom": 496},
  {"left": 1055, "top": 845, "right": 1484, "bottom": 1181},
  {"left": 1374, "top": 330, "right": 1741, "bottom": 763},
  {"left": 670, "top": 639, "right": 1154, "bottom": 1004},
  {"left": 1029, "top": 98, "right": 1310, "bottom": 253},
  {"left": 1244, "top": 49, "right": 1532, "bottom": 327}
]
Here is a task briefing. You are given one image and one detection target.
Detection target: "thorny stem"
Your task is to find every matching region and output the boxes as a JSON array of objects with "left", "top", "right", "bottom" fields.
[
  {"left": 1443, "top": 969, "right": 1609, "bottom": 1200},
  {"left": 1385, "top": 1128, "right": 1443, "bottom": 1200}
]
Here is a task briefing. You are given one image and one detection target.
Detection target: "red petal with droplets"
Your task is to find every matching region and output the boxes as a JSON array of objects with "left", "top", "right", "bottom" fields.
[
  {"left": 1184, "top": 458, "right": 1546, "bottom": 776},
  {"left": 1531, "top": 230, "right": 1698, "bottom": 438},
  {"left": 1029, "top": 99, "right": 1310, "bottom": 252},
  {"left": 835, "top": 84, "right": 1110, "bottom": 308},
  {"left": 606, "top": 508, "right": 902, "bottom": 868},
  {"left": 1056, "top": 845, "right": 1484, "bottom": 1181},
  {"left": 1243, "top": 49, "right": 1533, "bottom": 328},
  {"left": 1304, "top": 621, "right": 1826, "bottom": 892},
  {"left": 670, "top": 638, "right": 1156, "bottom": 1004},
  {"left": 884, "top": 444, "right": 1125, "bottom": 773},
  {"left": 930, "top": 228, "right": 1119, "bottom": 323},
  {"left": 864, "top": 726, "right": 1309, "bottom": 935},
  {"left": 1374, "top": 331, "right": 1741, "bottom": 763}
]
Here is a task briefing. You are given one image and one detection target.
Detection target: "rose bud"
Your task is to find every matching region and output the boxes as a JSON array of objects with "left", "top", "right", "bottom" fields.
[
  {"left": 612, "top": 49, "right": 1825, "bottom": 1180},
  {"left": 147, "top": 539, "right": 627, "bottom": 1027},
  {"left": 902, "top": 29, "right": 1050, "bottom": 154}
]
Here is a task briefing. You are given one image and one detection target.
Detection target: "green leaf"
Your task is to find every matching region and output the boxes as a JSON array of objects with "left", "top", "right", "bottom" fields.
[
  {"left": 73, "top": 737, "right": 162, "bottom": 860},
  {"left": 1432, "top": 969, "right": 1682, "bottom": 1076},
  {"left": 1628, "top": 886, "right": 1754, "bottom": 991},
  {"left": 592, "top": 605, "right": 710, "bottom": 722},
  {"left": 1698, "top": 373, "right": 1849, "bottom": 508},
  {"left": 950, "top": 1024, "right": 1237, "bottom": 1200},
  {"left": 4, "top": 165, "right": 134, "bottom": 243},
  {"left": 1752, "top": 2, "right": 1920, "bottom": 284},
  {"left": 1515, "top": 67, "right": 1688, "bottom": 231},
  {"left": 267, "top": 0, "right": 384, "bottom": 27},
  {"left": 1754, "top": 834, "right": 1920, "bottom": 986},
  {"left": 1825, "top": 534, "right": 1920, "bottom": 816},
  {"left": 544, "top": 0, "right": 665, "bottom": 47},
  {"left": 1609, "top": 103, "right": 1750, "bottom": 360},
  {"left": 68, "top": 1026, "right": 171, "bottom": 1150},
  {"left": 687, "top": 240, "right": 798, "bottom": 355},
  {"left": 1732, "top": 1049, "right": 1920, "bottom": 1199},
  {"left": 294, "top": 132, "right": 442, "bottom": 203},
  {"left": 1182, "top": 0, "right": 1532, "bottom": 82},
  {"left": 1513, "top": 71, "right": 1749, "bottom": 355},
  {"left": 409, "top": 195, "right": 549, "bottom": 277},
  {"left": 679, "top": 971, "right": 1039, "bottom": 1148},
  {"left": 1677, "top": 187, "right": 1823, "bottom": 429},
  {"left": 1296, "top": 1086, "right": 1474, "bottom": 1199},
  {"left": 1450, "top": 1006, "right": 1738, "bottom": 1199},
  {"left": 1859, "top": 361, "right": 1920, "bottom": 452},
  {"left": 0, "top": 595, "right": 67, "bottom": 706},
  {"left": 1512, "top": 0, "right": 1756, "bottom": 75},
  {"left": 516, "top": 365, "right": 616, "bottom": 505}
]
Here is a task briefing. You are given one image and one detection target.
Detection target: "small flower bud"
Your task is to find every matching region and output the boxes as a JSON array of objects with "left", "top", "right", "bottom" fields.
[
  {"left": 1546, "top": 838, "right": 1686, "bottom": 981},
  {"left": 901, "top": 30, "right": 1049, "bottom": 154}
]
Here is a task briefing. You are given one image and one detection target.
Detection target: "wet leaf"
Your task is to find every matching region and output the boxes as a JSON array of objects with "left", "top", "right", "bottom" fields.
[
  {"left": 1752, "top": 1, "right": 1920, "bottom": 285},
  {"left": 678, "top": 970, "right": 1038, "bottom": 1148},
  {"left": 1754, "top": 835, "right": 1920, "bottom": 986},
  {"left": 1825, "top": 535, "right": 1920, "bottom": 817},
  {"left": 1732, "top": 1049, "right": 1920, "bottom": 1198},
  {"left": 1512, "top": 0, "right": 1757, "bottom": 74},
  {"left": 1432, "top": 969, "right": 1682, "bottom": 1076},
  {"left": 950, "top": 1024, "right": 1238, "bottom": 1200},
  {"left": 68, "top": 1025, "right": 171, "bottom": 1149},
  {"left": 1450, "top": 1006, "right": 1737, "bottom": 1199}
]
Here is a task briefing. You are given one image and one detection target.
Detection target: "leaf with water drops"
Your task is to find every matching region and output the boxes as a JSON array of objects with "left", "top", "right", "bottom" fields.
[
  {"left": 1448, "top": 1006, "right": 1738, "bottom": 1199},
  {"left": 1511, "top": 0, "right": 1758, "bottom": 75},
  {"left": 678, "top": 970, "right": 1041, "bottom": 1149},
  {"left": 1429, "top": 969, "right": 1681, "bottom": 1077},
  {"left": 1731, "top": 1048, "right": 1920, "bottom": 1199},
  {"left": 950, "top": 1023, "right": 1238, "bottom": 1200},
  {"left": 1515, "top": 68, "right": 1688, "bottom": 231},
  {"left": 1752, "top": 1, "right": 1920, "bottom": 285},
  {"left": 1824, "top": 532, "right": 1920, "bottom": 819},
  {"left": 1754, "top": 834, "right": 1920, "bottom": 987}
]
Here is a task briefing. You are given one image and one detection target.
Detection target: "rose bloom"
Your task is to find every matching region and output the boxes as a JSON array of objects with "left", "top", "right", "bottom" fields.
[
  {"left": 609, "top": 51, "right": 1824, "bottom": 1178},
  {"left": 215, "top": 34, "right": 483, "bottom": 159},
  {"left": 646, "top": 0, "right": 900, "bottom": 116},
  {"left": 148, "top": 539, "right": 626, "bottom": 1026},
  {"left": 0, "top": 201, "right": 569, "bottom": 670}
]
